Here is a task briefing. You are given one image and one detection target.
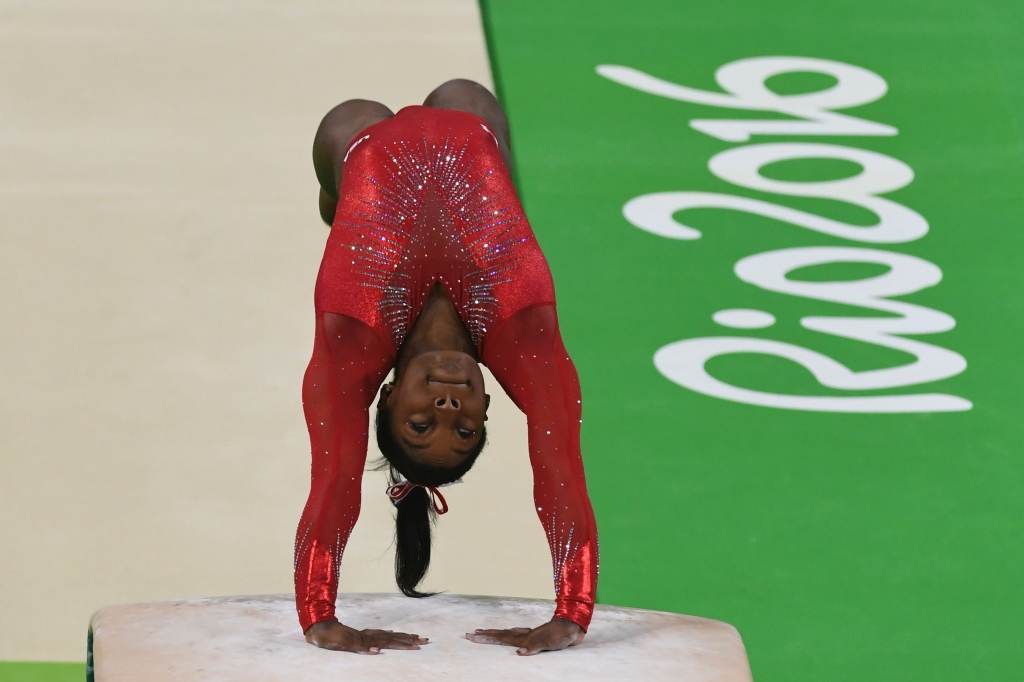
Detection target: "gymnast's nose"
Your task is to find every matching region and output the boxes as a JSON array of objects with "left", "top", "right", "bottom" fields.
[{"left": 435, "top": 394, "right": 461, "bottom": 410}]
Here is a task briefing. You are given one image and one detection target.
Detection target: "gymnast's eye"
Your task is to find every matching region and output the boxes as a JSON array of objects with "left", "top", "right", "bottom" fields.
[
  {"left": 456, "top": 428, "right": 475, "bottom": 440},
  {"left": 408, "top": 422, "right": 428, "bottom": 434}
]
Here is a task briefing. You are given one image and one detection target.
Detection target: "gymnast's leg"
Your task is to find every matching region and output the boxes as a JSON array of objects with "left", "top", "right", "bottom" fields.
[
  {"left": 423, "top": 79, "right": 514, "bottom": 177},
  {"left": 313, "top": 99, "right": 394, "bottom": 225}
]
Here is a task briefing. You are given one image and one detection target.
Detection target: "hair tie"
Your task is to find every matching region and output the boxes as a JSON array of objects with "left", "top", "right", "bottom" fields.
[{"left": 386, "top": 481, "right": 449, "bottom": 515}]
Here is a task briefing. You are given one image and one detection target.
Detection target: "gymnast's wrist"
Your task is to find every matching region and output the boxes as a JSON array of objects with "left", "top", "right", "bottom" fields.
[
  {"left": 304, "top": 618, "right": 339, "bottom": 636},
  {"left": 553, "top": 598, "right": 593, "bottom": 632}
]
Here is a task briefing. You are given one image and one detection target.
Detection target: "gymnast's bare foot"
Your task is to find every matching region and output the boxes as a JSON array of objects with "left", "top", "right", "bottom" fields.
[
  {"left": 305, "top": 620, "right": 428, "bottom": 654},
  {"left": 465, "top": 618, "right": 584, "bottom": 655}
]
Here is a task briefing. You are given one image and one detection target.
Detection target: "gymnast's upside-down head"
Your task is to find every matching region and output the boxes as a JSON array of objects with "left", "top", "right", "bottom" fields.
[{"left": 375, "top": 348, "right": 489, "bottom": 597}]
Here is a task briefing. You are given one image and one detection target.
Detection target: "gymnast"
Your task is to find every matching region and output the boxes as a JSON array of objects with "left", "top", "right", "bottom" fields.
[{"left": 294, "top": 79, "right": 598, "bottom": 656}]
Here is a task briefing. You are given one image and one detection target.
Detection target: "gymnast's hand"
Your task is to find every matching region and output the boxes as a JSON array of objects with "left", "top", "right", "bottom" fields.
[
  {"left": 304, "top": 620, "right": 428, "bottom": 654},
  {"left": 465, "top": 618, "right": 584, "bottom": 655}
]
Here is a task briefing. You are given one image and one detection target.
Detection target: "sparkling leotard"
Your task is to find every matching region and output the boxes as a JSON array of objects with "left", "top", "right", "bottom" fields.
[{"left": 294, "top": 106, "right": 598, "bottom": 633}]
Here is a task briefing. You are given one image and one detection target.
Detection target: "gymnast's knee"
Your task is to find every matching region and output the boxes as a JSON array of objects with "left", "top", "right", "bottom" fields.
[
  {"left": 423, "top": 80, "right": 510, "bottom": 153},
  {"left": 424, "top": 79, "right": 495, "bottom": 108},
  {"left": 313, "top": 99, "right": 393, "bottom": 198},
  {"left": 315, "top": 99, "right": 394, "bottom": 153}
]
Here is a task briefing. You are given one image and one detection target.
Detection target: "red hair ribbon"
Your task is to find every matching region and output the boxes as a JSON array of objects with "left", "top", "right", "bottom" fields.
[{"left": 386, "top": 482, "right": 449, "bottom": 515}]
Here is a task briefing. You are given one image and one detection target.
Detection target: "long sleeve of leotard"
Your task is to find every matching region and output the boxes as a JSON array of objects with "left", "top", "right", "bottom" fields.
[
  {"left": 293, "top": 312, "right": 391, "bottom": 633},
  {"left": 483, "top": 304, "right": 599, "bottom": 631}
]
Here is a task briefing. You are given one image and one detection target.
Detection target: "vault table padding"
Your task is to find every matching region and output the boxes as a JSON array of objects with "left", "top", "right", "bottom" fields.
[{"left": 90, "top": 593, "right": 753, "bottom": 681}]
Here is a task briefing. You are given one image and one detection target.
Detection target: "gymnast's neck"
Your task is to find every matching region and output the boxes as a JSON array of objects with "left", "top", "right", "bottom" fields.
[{"left": 394, "top": 282, "right": 479, "bottom": 376}]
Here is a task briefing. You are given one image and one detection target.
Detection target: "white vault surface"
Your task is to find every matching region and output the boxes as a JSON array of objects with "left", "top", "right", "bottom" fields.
[
  {"left": 91, "top": 594, "right": 754, "bottom": 682},
  {"left": 0, "top": 0, "right": 554, "bottom": 661}
]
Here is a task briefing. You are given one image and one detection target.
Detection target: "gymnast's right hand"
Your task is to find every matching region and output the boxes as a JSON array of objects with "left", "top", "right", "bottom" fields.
[{"left": 304, "top": 620, "right": 429, "bottom": 654}]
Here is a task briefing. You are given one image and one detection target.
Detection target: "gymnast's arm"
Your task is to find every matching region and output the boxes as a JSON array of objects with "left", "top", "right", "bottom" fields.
[
  {"left": 294, "top": 311, "right": 427, "bottom": 654},
  {"left": 475, "top": 304, "right": 599, "bottom": 655}
]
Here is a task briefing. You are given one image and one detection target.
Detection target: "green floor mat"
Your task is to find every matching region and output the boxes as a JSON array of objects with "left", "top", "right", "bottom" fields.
[
  {"left": 0, "top": 663, "right": 84, "bottom": 682},
  {"left": 481, "top": 1, "right": 1024, "bottom": 681}
]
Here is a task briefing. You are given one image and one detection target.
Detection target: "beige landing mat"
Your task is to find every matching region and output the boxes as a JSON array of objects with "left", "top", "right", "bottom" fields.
[
  {"left": 91, "top": 594, "right": 754, "bottom": 682},
  {"left": 0, "top": 0, "right": 551, "bottom": 661}
]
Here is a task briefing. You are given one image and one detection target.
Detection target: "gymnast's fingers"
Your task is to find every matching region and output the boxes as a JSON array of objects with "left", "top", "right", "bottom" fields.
[
  {"left": 362, "top": 629, "right": 426, "bottom": 650},
  {"left": 464, "top": 628, "right": 529, "bottom": 646},
  {"left": 475, "top": 627, "right": 530, "bottom": 636},
  {"left": 392, "top": 632, "right": 428, "bottom": 645},
  {"left": 365, "top": 629, "right": 427, "bottom": 645}
]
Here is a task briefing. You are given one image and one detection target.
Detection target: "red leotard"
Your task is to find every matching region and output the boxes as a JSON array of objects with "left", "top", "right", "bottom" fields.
[{"left": 294, "top": 106, "right": 598, "bottom": 633}]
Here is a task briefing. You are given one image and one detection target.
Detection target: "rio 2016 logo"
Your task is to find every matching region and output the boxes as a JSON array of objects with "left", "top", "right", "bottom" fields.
[{"left": 598, "top": 56, "right": 970, "bottom": 413}]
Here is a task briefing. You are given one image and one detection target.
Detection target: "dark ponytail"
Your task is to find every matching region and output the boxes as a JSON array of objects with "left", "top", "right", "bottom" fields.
[
  {"left": 391, "top": 483, "right": 435, "bottom": 597},
  {"left": 375, "top": 402, "right": 486, "bottom": 598}
]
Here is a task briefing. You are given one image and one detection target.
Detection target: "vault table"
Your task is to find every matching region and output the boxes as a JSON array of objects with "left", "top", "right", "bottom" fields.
[{"left": 90, "top": 593, "right": 753, "bottom": 681}]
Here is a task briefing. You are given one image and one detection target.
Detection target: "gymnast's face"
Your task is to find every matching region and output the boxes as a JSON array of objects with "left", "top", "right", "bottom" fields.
[{"left": 384, "top": 350, "right": 489, "bottom": 468}]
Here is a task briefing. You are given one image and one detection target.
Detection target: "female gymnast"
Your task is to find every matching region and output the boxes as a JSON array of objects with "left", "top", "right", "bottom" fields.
[{"left": 294, "top": 80, "right": 598, "bottom": 656}]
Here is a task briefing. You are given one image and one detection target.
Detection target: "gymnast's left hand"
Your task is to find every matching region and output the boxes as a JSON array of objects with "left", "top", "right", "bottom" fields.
[{"left": 465, "top": 618, "right": 584, "bottom": 655}]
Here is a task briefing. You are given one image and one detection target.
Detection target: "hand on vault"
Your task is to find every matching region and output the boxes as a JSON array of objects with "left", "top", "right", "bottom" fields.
[
  {"left": 465, "top": 618, "right": 585, "bottom": 655},
  {"left": 305, "top": 620, "right": 428, "bottom": 654}
]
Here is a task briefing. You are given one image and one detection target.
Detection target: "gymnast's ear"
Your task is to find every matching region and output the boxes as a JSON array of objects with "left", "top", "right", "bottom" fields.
[
  {"left": 484, "top": 393, "right": 490, "bottom": 420},
  {"left": 378, "top": 383, "right": 394, "bottom": 409}
]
